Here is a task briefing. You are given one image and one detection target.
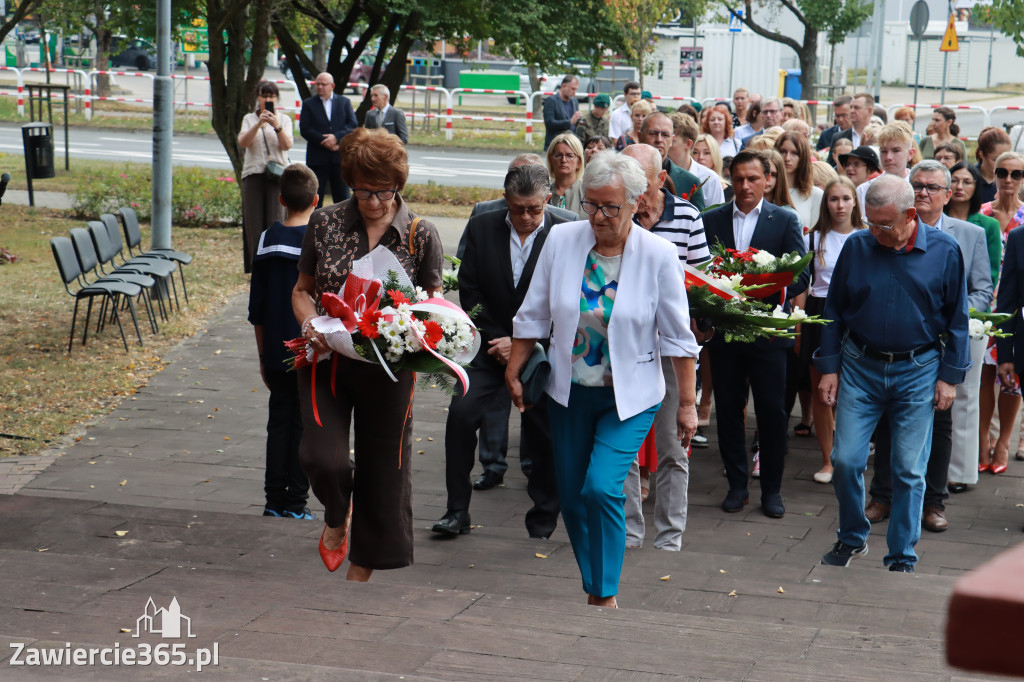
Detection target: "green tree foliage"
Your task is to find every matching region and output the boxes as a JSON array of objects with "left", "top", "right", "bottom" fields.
[
  {"left": 0, "top": 0, "right": 46, "bottom": 46},
  {"left": 978, "top": 0, "right": 1024, "bottom": 58},
  {"left": 718, "top": 0, "right": 872, "bottom": 97}
]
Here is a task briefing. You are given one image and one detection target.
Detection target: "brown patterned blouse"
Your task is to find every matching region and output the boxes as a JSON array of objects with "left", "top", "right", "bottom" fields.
[{"left": 298, "top": 194, "right": 444, "bottom": 312}]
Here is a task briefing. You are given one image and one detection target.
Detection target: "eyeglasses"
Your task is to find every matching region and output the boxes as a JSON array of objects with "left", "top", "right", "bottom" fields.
[
  {"left": 864, "top": 216, "right": 901, "bottom": 231},
  {"left": 552, "top": 153, "right": 577, "bottom": 161},
  {"left": 911, "top": 182, "right": 948, "bottom": 195},
  {"left": 507, "top": 204, "right": 545, "bottom": 216},
  {"left": 353, "top": 188, "right": 398, "bottom": 201},
  {"left": 995, "top": 168, "right": 1024, "bottom": 181},
  {"left": 581, "top": 201, "right": 628, "bottom": 218}
]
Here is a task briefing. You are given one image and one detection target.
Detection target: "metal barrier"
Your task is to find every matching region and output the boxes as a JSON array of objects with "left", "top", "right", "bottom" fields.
[
  {"left": 0, "top": 66, "right": 25, "bottom": 116},
  {"left": 88, "top": 70, "right": 155, "bottom": 120},
  {"left": 453, "top": 88, "right": 528, "bottom": 142},
  {"left": 885, "top": 103, "right": 990, "bottom": 139},
  {"left": 988, "top": 106, "right": 1024, "bottom": 133}
]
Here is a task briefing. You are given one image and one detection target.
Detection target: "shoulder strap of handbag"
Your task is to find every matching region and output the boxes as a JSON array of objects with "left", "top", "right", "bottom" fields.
[
  {"left": 408, "top": 216, "right": 421, "bottom": 256},
  {"left": 261, "top": 125, "right": 271, "bottom": 156}
]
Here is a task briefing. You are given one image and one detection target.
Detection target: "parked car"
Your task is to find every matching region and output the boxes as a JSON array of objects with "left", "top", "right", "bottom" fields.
[
  {"left": 109, "top": 36, "right": 161, "bottom": 71},
  {"left": 279, "top": 54, "right": 314, "bottom": 82}
]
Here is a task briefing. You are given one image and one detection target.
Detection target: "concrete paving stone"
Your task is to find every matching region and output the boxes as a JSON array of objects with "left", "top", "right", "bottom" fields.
[
  {"left": 556, "top": 635, "right": 755, "bottom": 679},
  {"left": 384, "top": 618, "right": 578, "bottom": 662},
  {"left": 241, "top": 607, "right": 404, "bottom": 641},
  {"left": 215, "top": 630, "right": 436, "bottom": 675},
  {"left": 416, "top": 650, "right": 585, "bottom": 682},
  {"left": 576, "top": 668, "right": 705, "bottom": 682},
  {"left": 742, "top": 659, "right": 958, "bottom": 682},
  {"left": 0, "top": 549, "right": 162, "bottom": 591}
]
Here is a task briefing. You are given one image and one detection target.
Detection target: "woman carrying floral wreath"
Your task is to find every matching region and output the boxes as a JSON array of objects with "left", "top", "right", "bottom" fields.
[{"left": 291, "top": 127, "right": 444, "bottom": 578}]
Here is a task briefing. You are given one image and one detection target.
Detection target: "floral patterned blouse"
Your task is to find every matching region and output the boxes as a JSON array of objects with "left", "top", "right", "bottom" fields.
[{"left": 298, "top": 194, "right": 444, "bottom": 313}]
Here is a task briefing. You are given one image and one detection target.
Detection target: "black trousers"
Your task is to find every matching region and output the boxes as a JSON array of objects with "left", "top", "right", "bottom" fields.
[
  {"left": 297, "top": 358, "right": 414, "bottom": 570},
  {"left": 710, "top": 340, "right": 790, "bottom": 498},
  {"left": 444, "top": 365, "right": 560, "bottom": 538},
  {"left": 869, "top": 409, "right": 952, "bottom": 510},
  {"left": 263, "top": 368, "right": 309, "bottom": 514},
  {"left": 310, "top": 163, "right": 349, "bottom": 207}
]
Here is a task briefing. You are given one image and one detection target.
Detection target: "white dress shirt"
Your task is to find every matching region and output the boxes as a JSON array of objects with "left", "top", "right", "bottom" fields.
[
  {"left": 608, "top": 103, "right": 632, "bottom": 140},
  {"left": 321, "top": 96, "right": 332, "bottom": 121},
  {"left": 732, "top": 198, "right": 763, "bottom": 252},
  {"left": 506, "top": 212, "right": 541, "bottom": 287}
]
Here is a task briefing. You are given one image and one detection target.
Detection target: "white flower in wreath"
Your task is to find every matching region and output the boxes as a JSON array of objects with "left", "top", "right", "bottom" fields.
[
  {"left": 414, "top": 286, "right": 430, "bottom": 302},
  {"left": 789, "top": 308, "right": 808, "bottom": 321},
  {"left": 751, "top": 250, "right": 776, "bottom": 267},
  {"left": 771, "top": 305, "right": 789, "bottom": 319},
  {"left": 968, "top": 318, "right": 992, "bottom": 339}
]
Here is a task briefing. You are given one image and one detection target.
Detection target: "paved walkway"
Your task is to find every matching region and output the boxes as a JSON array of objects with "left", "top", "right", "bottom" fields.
[{"left": 1, "top": 225, "right": 1020, "bottom": 679}]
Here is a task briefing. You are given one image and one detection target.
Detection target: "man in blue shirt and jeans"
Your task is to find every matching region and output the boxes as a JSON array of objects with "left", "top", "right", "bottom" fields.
[{"left": 814, "top": 175, "right": 970, "bottom": 574}]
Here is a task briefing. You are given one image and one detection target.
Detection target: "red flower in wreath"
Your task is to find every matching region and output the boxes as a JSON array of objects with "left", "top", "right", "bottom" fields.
[
  {"left": 387, "top": 289, "right": 409, "bottom": 306},
  {"left": 423, "top": 320, "right": 443, "bottom": 349},
  {"left": 356, "top": 309, "right": 383, "bottom": 339}
]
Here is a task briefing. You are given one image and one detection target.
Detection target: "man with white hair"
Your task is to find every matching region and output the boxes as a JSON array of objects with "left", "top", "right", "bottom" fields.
[
  {"left": 364, "top": 84, "right": 409, "bottom": 144},
  {"left": 864, "top": 160, "right": 991, "bottom": 533},
  {"left": 620, "top": 143, "right": 710, "bottom": 550},
  {"left": 815, "top": 174, "right": 970, "bottom": 574}
]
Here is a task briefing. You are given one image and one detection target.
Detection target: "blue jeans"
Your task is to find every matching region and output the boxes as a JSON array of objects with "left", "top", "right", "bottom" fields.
[
  {"left": 831, "top": 340, "right": 939, "bottom": 566},
  {"left": 548, "top": 384, "right": 659, "bottom": 597}
]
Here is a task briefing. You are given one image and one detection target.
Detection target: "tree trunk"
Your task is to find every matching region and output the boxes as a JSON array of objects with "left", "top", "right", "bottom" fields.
[
  {"left": 94, "top": 28, "right": 113, "bottom": 98},
  {"left": 312, "top": 24, "right": 328, "bottom": 71},
  {"left": 798, "top": 27, "right": 819, "bottom": 103}
]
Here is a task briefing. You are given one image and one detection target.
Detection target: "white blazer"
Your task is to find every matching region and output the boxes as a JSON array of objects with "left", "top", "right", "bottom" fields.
[{"left": 513, "top": 220, "right": 699, "bottom": 420}]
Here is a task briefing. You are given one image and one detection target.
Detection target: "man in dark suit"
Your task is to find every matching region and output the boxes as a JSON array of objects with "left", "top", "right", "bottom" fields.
[
  {"left": 364, "top": 84, "right": 409, "bottom": 145},
  {"left": 300, "top": 72, "right": 358, "bottom": 207},
  {"left": 702, "top": 150, "right": 809, "bottom": 518},
  {"left": 432, "top": 164, "right": 566, "bottom": 538},
  {"left": 542, "top": 75, "right": 581, "bottom": 150},
  {"left": 816, "top": 95, "right": 852, "bottom": 158}
]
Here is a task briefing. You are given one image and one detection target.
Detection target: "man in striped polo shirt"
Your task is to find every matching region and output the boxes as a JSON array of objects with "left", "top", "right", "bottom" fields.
[{"left": 620, "top": 143, "right": 712, "bottom": 551}]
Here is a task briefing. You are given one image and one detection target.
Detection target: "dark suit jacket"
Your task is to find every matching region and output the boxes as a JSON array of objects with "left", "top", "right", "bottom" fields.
[
  {"left": 459, "top": 208, "right": 569, "bottom": 371},
  {"left": 816, "top": 124, "right": 845, "bottom": 152},
  {"left": 702, "top": 199, "right": 809, "bottom": 349},
  {"left": 299, "top": 94, "right": 357, "bottom": 166},
  {"left": 365, "top": 105, "right": 409, "bottom": 144},
  {"left": 542, "top": 95, "right": 578, "bottom": 150},
  {"left": 996, "top": 226, "right": 1024, "bottom": 374}
]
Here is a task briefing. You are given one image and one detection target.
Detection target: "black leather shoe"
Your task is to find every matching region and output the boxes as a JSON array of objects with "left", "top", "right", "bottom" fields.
[
  {"left": 948, "top": 482, "right": 968, "bottom": 494},
  {"left": 761, "top": 493, "right": 785, "bottom": 518},
  {"left": 432, "top": 510, "right": 471, "bottom": 536},
  {"left": 473, "top": 470, "right": 504, "bottom": 490},
  {"left": 722, "top": 489, "right": 749, "bottom": 513}
]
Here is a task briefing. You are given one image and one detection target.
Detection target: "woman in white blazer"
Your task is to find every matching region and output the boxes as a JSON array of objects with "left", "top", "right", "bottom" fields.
[{"left": 505, "top": 152, "right": 700, "bottom": 608}]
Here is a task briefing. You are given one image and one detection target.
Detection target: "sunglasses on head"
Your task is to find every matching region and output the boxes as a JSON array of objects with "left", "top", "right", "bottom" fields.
[{"left": 995, "top": 168, "right": 1024, "bottom": 181}]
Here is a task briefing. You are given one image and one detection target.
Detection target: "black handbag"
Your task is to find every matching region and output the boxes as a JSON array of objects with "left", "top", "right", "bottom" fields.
[
  {"left": 262, "top": 127, "right": 286, "bottom": 179},
  {"left": 519, "top": 343, "right": 550, "bottom": 405}
]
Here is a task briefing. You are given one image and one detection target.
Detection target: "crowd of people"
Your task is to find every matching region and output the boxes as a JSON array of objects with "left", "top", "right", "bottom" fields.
[{"left": 238, "top": 73, "right": 1024, "bottom": 604}]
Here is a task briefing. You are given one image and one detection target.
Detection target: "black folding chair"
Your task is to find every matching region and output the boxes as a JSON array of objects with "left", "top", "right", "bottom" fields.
[
  {"left": 96, "top": 215, "right": 180, "bottom": 312},
  {"left": 70, "top": 226, "right": 161, "bottom": 334},
  {"left": 50, "top": 236, "right": 143, "bottom": 352},
  {"left": 117, "top": 207, "right": 192, "bottom": 305}
]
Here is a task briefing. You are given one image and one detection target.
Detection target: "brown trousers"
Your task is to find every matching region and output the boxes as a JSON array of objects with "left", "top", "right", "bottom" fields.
[
  {"left": 241, "top": 172, "right": 285, "bottom": 274},
  {"left": 297, "top": 356, "right": 415, "bottom": 570}
]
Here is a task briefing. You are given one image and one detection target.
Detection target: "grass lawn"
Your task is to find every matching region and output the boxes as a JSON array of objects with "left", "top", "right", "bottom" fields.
[{"left": 0, "top": 204, "right": 249, "bottom": 456}]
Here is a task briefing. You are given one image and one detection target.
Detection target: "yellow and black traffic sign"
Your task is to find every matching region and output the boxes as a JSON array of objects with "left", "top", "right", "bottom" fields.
[{"left": 940, "top": 14, "right": 959, "bottom": 52}]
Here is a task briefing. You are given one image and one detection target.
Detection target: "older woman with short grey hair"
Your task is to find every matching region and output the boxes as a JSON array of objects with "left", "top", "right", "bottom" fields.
[{"left": 505, "top": 151, "right": 700, "bottom": 607}]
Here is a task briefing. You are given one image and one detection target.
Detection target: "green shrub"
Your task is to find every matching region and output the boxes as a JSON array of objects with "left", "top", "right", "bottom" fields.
[{"left": 71, "top": 165, "right": 242, "bottom": 227}]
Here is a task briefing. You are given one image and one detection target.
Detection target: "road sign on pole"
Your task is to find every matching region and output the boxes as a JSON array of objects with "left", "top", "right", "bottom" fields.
[
  {"left": 940, "top": 14, "right": 959, "bottom": 52},
  {"left": 729, "top": 9, "right": 743, "bottom": 32}
]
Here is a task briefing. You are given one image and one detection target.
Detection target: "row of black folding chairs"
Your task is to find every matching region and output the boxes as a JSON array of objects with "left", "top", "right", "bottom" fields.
[{"left": 50, "top": 209, "right": 192, "bottom": 352}]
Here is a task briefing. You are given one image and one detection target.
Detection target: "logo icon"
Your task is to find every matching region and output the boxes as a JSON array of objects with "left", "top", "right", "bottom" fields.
[{"left": 134, "top": 597, "right": 196, "bottom": 639}]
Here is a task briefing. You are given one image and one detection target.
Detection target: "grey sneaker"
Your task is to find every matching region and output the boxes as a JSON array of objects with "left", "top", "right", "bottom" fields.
[
  {"left": 821, "top": 540, "right": 868, "bottom": 567},
  {"left": 690, "top": 428, "right": 709, "bottom": 449},
  {"left": 888, "top": 562, "right": 914, "bottom": 573}
]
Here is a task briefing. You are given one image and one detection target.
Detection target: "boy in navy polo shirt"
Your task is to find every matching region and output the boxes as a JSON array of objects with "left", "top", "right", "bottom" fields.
[{"left": 248, "top": 163, "right": 319, "bottom": 519}]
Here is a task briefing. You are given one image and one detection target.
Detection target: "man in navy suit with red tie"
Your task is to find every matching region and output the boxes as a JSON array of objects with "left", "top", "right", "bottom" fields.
[
  {"left": 702, "top": 150, "right": 808, "bottom": 518},
  {"left": 300, "top": 72, "right": 358, "bottom": 207}
]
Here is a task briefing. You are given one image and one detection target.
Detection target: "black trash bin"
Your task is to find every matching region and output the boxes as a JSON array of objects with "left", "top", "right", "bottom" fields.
[{"left": 22, "top": 122, "right": 54, "bottom": 207}]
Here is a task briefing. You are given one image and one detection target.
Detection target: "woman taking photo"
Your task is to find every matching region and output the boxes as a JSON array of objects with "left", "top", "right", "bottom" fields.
[
  {"left": 804, "top": 177, "right": 863, "bottom": 483},
  {"left": 978, "top": 151, "right": 1024, "bottom": 474},
  {"left": 919, "top": 107, "right": 966, "bottom": 161},
  {"left": 702, "top": 104, "right": 742, "bottom": 157},
  {"left": 547, "top": 132, "right": 587, "bottom": 219},
  {"left": 292, "top": 127, "right": 444, "bottom": 578},
  {"left": 238, "top": 81, "right": 293, "bottom": 273},
  {"left": 506, "top": 151, "right": 699, "bottom": 608},
  {"left": 775, "top": 131, "right": 823, "bottom": 231}
]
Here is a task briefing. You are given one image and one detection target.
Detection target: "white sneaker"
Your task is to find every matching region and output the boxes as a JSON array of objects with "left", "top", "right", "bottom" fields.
[
  {"left": 813, "top": 470, "right": 833, "bottom": 484},
  {"left": 752, "top": 451, "right": 760, "bottom": 478}
]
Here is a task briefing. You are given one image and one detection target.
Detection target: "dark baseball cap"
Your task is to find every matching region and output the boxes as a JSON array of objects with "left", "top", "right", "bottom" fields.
[{"left": 838, "top": 145, "right": 880, "bottom": 172}]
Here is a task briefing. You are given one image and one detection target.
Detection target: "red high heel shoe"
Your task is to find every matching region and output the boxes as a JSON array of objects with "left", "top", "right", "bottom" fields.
[
  {"left": 991, "top": 463, "right": 1009, "bottom": 475},
  {"left": 318, "top": 526, "right": 349, "bottom": 572},
  {"left": 979, "top": 463, "right": 992, "bottom": 473}
]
